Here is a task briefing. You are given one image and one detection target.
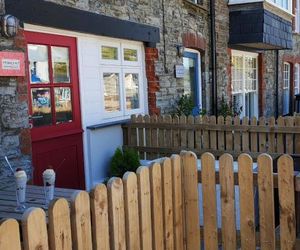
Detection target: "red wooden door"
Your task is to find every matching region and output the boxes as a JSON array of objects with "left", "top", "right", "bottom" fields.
[{"left": 25, "top": 31, "right": 85, "bottom": 189}]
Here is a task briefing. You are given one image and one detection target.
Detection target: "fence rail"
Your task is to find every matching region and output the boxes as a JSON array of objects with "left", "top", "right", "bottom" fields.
[
  {"left": 0, "top": 152, "right": 299, "bottom": 249},
  {"left": 123, "top": 115, "right": 300, "bottom": 160}
]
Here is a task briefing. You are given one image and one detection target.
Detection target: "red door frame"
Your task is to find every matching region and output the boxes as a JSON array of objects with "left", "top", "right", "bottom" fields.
[{"left": 24, "top": 31, "right": 85, "bottom": 188}]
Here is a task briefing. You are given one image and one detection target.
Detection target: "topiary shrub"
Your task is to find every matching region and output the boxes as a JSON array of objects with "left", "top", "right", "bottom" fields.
[{"left": 108, "top": 147, "right": 140, "bottom": 178}]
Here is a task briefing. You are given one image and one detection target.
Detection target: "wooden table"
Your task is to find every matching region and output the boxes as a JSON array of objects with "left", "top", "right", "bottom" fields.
[{"left": 0, "top": 185, "right": 78, "bottom": 221}]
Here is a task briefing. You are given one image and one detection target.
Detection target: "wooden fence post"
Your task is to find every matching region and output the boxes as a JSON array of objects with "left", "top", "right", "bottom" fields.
[
  {"left": 22, "top": 208, "right": 49, "bottom": 250},
  {"left": 48, "top": 198, "right": 72, "bottom": 250},
  {"left": 219, "top": 153, "right": 236, "bottom": 250},
  {"left": 181, "top": 151, "right": 201, "bottom": 250},
  {"left": 278, "top": 155, "right": 296, "bottom": 250},
  {"left": 90, "top": 184, "right": 110, "bottom": 250},
  {"left": 71, "top": 191, "right": 93, "bottom": 250},
  {"left": 0, "top": 219, "right": 21, "bottom": 250},
  {"left": 201, "top": 152, "right": 218, "bottom": 249},
  {"left": 258, "top": 154, "right": 275, "bottom": 250}
]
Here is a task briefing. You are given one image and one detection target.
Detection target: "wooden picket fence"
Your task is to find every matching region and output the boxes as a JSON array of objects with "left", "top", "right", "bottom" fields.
[
  {"left": 122, "top": 114, "right": 300, "bottom": 160},
  {"left": 0, "top": 151, "right": 298, "bottom": 250}
]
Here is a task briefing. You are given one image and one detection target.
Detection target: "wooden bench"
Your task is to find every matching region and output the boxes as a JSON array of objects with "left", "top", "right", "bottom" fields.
[{"left": 0, "top": 152, "right": 298, "bottom": 249}]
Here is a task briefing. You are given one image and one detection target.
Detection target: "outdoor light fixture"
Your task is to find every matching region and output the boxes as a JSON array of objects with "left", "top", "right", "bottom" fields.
[
  {"left": 1, "top": 15, "right": 20, "bottom": 38},
  {"left": 176, "top": 44, "right": 185, "bottom": 57}
]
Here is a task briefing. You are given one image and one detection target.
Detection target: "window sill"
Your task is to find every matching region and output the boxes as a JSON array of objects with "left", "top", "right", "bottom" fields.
[
  {"left": 183, "top": 0, "right": 208, "bottom": 14},
  {"left": 86, "top": 119, "right": 130, "bottom": 130}
]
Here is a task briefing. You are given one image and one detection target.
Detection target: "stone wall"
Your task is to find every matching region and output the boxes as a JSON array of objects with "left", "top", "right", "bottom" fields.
[
  {"left": 47, "top": 0, "right": 211, "bottom": 114},
  {"left": 0, "top": 1, "right": 31, "bottom": 188}
]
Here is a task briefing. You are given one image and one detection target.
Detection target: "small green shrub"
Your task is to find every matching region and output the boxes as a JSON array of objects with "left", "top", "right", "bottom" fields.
[
  {"left": 218, "top": 96, "right": 242, "bottom": 118},
  {"left": 108, "top": 148, "right": 140, "bottom": 178},
  {"left": 173, "top": 94, "right": 206, "bottom": 116}
]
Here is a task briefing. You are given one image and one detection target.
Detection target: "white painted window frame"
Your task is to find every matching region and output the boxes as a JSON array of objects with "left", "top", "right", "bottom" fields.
[
  {"left": 295, "top": 63, "right": 300, "bottom": 95},
  {"left": 283, "top": 62, "right": 291, "bottom": 115},
  {"left": 295, "top": 0, "right": 300, "bottom": 33},
  {"left": 231, "top": 50, "right": 259, "bottom": 118}
]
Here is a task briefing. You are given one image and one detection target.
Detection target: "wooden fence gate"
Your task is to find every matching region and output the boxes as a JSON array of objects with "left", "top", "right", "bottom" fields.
[{"left": 0, "top": 152, "right": 298, "bottom": 249}]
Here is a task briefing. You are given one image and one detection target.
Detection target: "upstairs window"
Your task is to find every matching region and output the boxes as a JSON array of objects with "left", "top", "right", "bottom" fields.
[{"left": 269, "top": 0, "right": 291, "bottom": 12}]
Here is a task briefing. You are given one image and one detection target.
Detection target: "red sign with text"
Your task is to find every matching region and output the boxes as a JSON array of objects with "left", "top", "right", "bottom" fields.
[{"left": 0, "top": 51, "right": 25, "bottom": 76}]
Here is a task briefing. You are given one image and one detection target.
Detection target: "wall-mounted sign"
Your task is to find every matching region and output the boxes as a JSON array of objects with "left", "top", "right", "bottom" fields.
[
  {"left": 0, "top": 51, "right": 25, "bottom": 76},
  {"left": 175, "top": 64, "right": 184, "bottom": 78}
]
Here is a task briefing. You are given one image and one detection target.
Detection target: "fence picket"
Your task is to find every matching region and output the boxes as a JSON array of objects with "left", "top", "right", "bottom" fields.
[
  {"left": 151, "top": 115, "right": 158, "bottom": 159},
  {"left": 137, "top": 167, "right": 153, "bottom": 250},
  {"left": 181, "top": 151, "right": 201, "bottom": 250},
  {"left": 188, "top": 115, "right": 195, "bottom": 149},
  {"left": 137, "top": 115, "right": 145, "bottom": 159},
  {"left": 259, "top": 117, "right": 267, "bottom": 152},
  {"left": 108, "top": 178, "right": 126, "bottom": 250},
  {"left": 225, "top": 116, "right": 233, "bottom": 151},
  {"left": 210, "top": 116, "right": 217, "bottom": 150},
  {"left": 258, "top": 154, "right": 275, "bottom": 250},
  {"left": 165, "top": 115, "right": 173, "bottom": 149},
  {"left": 123, "top": 172, "right": 141, "bottom": 250},
  {"left": 22, "top": 208, "right": 49, "bottom": 250},
  {"left": 203, "top": 115, "right": 209, "bottom": 150},
  {"left": 201, "top": 152, "right": 218, "bottom": 250},
  {"left": 90, "top": 184, "right": 110, "bottom": 250},
  {"left": 234, "top": 116, "right": 241, "bottom": 152},
  {"left": 277, "top": 116, "right": 285, "bottom": 154},
  {"left": 130, "top": 115, "right": 138, "bottom": 147},
  {"left": 268, "top": 117, "right": 276, "bottom": 153},
  {"left": 285, "top": 117, "right": 294, "bottom": 154},
  {"left": 71, "top": 191, "right": 93, "bottom": 250},
  {"left": 161, "top": 158, "right": 174, "bottom": 250},
  {"left": 219, "top": 154, "right": 236, "bottom": 250},
  {"left": 48, "top": 198, "right": 72, "bottom": 250},
  {"left": 149, "top": 163, "right": 164, "bottom": 250},
  {"left": 238, "top": 154, "right": 256, "bottom": 249},
  {"left": 173, "top": 115, "right": 180, "bottom": 149},
  {"left": 195, "top": 116, "right": 202, "bottom": 151},
  {"left": 278, "top": 155, "right": 296, "bottom": 250},
  {"left": 250, "top": 117, "right": 258, "bottom": 152},
  {"left": 158, "top": 116, "right": 165, "bottom": 157},
  {"left": 180, "top": 115, "right": 187, "bottom": 148},
  {"left": 242, "top": 117, "right": 249, "bottom": 151},
  {"left": 144, "top": 115, "right": 151, "bottom": 160},
  {"left": 171, "top": 155, "right": 185, "bottom": 250},
  {"left": 0, "top": 219, "right": 21, "bottom": 250},
  {"left": 295, "top": 116, "right": 300, "bottom": 154},
  {"left": 218, "top": 116, "right": 225, "bottom": 151}
]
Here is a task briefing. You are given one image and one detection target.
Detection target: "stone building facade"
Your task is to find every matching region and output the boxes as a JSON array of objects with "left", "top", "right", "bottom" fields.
[{"left": 0, "top": 0, "right": 298, "bottom": 187}]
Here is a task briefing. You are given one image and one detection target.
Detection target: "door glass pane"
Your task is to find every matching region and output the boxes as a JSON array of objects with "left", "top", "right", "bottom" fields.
[
  {"left": 124, "top": 49, "right": 138, "bottom": 62},
  {"left": 103, "top": 73, "right": 120, "bottom": 112},
  {"left": 54, "top": 87, "right": 73, "bottom": 124},
  {"left": 28, "top": 44, "right": 49, "bottom": 84},
  {"left": 51, "top": 46, "right": 70, "bottom": 83},
  {"left": 183, "top": 56, "right": 196, "bottom": 103},
  {"left": 125, "top": 73, "right": 140, "bottom": 110},
  {"left": 102, "top": 46, "right": 118, "bottom": 60},
  {"left": 31, "top": 88, "right": 52, "bottom": 127}
]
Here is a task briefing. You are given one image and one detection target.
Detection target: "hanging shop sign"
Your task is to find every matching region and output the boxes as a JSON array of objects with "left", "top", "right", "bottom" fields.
[{"left": 0, "top": 51, "right": 25, "bottom": 76}]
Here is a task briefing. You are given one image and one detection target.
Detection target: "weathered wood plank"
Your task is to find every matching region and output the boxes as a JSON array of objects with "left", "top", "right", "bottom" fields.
[
  {"left": 219, "top": 154, "right": 236, "bottom": 250},
  {"left": 90, "top": 184, "right": 110, "bottom": 250},
  {"left": 238, "top": 154, "right": 256, "bottom": 249},
  {"left": 181, "top": 151, "right": 201, "bottom": 250},
  {"left": 0, "top": 219, "right": 21, "bottom": 250},
  {"left": 278, "top": 155, "right": 296, "bottom": 250},
  {"left": 187, "top": 115, "right": 195, "bottom": 149},
  {"left": 49, "top": 198, "right": 72, "bottom": 250},
  {"left": 234, "top": 116, "right": 241, "bottom": 152},
  {"left": 210, "top": 116, "right": 217, "bottom": 150},
  {"left": 149, "top": 162, "right": 164, "bottom": 250},
  {"left": 137, "top": 167, "right": 153, "bottom": 250},
  {"left": 22, "top": 208, "right": 49, "bottom": 250},
  {"left": 242, "top": 117, "right": 249, "bottom": 152},
  {"left": 201, "top": 152, "right": 218, "bottom": 250},
  {"left": 218, "top": 116, "right": 225, "bottom": 151},
  {"left": 123, "top": 172, "right": 140, "bottom": 250},
  {"left": 258, "top": 154, "right": 275, "bottom": 250},
  {"left": 225, "top": 116, "right": 233, "bottom": 151},
  {"left": 107, "top": 178, "right": 126, "bottom": 250}
]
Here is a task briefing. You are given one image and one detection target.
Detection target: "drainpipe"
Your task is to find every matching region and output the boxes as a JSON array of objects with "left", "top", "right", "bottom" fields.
[
  {"left": 275, "top": 50, "right": 279, "bottom": 118},
  {"left": 210, "top": 0, "right": 217, "bottom": 115}
]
